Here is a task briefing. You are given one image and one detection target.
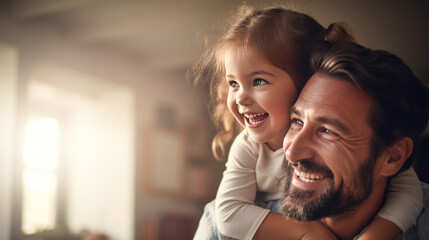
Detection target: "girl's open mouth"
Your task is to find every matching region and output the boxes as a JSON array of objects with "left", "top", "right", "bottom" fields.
[{"left": 244, "top": 113, "right": 268, "bottom": 125}]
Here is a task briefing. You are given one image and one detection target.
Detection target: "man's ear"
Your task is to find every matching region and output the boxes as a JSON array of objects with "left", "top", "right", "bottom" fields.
[{"left": 380, "top": 137, "right": 413, "bottom": 177}]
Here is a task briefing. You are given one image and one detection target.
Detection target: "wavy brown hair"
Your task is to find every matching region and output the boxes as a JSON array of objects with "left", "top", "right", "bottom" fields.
[{"left": 311, "top": 42, "right": 429, "bottom": 172}]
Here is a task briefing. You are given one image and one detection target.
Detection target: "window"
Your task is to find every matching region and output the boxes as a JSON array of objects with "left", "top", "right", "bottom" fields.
[{"left": 22, "top": 118, "right": 59, "bottom": 234}]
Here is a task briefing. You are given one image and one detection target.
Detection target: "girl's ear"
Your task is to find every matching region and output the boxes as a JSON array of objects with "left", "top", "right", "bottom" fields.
[{"left": 380, "top": 137, "right": 413, "bottom": 177}]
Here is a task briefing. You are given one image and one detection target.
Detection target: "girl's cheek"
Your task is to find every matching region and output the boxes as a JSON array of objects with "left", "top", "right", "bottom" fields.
[{"left": 227, "top": 96, "right": 234, "bottom": 112}]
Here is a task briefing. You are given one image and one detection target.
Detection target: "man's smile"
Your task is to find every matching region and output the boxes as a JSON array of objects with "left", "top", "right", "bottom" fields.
[
  {"left": 294, "top": 169, "right": 326, "bottom": 182},
  {"left": 286, "top": 160, "right": 333, "bottom": 191}
]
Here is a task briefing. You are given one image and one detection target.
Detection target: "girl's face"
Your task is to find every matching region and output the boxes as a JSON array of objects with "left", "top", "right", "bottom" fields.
[{"left": 225, "top": 49, "right": 298, "bottom": 150}]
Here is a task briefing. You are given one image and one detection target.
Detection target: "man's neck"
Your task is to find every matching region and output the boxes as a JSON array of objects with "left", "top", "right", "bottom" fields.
[{"left": 321, "top": 181, "right": 387, "bottom": 240}]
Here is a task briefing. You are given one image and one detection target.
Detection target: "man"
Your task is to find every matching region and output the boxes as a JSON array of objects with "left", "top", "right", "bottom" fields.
[{"left": 282, "top": 42, "right": 429, "bottom": 239}]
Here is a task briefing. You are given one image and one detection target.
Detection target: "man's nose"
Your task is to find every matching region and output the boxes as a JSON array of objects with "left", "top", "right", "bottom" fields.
[
  {"left": 284, "top": 127, "right": 315, "bottom": 163},
  {"left": 236, "top": 88, "right": 253, "bottom": 106}
]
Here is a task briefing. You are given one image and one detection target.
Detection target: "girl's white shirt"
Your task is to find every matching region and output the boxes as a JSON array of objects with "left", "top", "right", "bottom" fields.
[
  {"left": 378, "top": 168, "right": 423, "bottom": 232},
  {"left": 215, "top": 130, "right": 285, "bottom": 239}
]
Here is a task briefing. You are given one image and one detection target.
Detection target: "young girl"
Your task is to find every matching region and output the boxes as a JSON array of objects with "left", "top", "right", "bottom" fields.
[{"left": 191, "top": 5, "right": 423, "bottom": 240}]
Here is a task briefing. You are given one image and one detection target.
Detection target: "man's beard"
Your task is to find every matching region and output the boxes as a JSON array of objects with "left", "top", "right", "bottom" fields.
[{"left": 281, "top": 155, "right": 375, "bottom": 221}]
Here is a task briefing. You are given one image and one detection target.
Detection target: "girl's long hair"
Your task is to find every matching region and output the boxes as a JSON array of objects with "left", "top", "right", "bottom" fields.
[{"left": 189, "top": 4, "right": 355, "bottom": 160}]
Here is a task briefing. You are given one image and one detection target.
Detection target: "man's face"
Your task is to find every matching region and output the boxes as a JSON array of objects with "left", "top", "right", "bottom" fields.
[{"left": 282, "top": 73, "right": 378, "bottom": 220}]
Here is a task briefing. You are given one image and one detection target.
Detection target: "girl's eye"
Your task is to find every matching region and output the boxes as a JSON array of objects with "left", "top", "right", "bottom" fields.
[
  {"left": 253, "top": 78, "right": 268, "bottom": 86},
  {"left": 319, "top": 127, "right": 340, "bottom": 141},
  {"left": 228, "top": 80, "right": 239, "bottom": 88}
]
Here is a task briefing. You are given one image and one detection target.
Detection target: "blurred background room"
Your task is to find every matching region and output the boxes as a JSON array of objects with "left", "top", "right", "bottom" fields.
[{"left": 0, "top": 0, "right": 428, "bottom": 240}]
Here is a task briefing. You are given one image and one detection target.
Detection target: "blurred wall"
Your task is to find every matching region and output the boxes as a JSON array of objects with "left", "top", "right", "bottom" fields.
[
  {"left": 0, "top": 43, "right": 17, "bottom": 240},
  {"left": 294, "top": 0, "right": 429, "bottom": 83}
]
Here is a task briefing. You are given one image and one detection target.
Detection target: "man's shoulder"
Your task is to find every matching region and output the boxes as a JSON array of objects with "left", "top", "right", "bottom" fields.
[
  {"left": 422, "top": 181, "right": 429, "bottom": 202},
  {"left": 418, "top": 181, "right": 429, "bottom": 218},
  {"left": 397, "top": 181, "right": 429, "bottom": 239}
]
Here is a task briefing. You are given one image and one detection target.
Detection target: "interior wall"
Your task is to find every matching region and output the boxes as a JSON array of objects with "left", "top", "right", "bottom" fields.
[
  {"left": 0, "top": 20, "right": 141, "bottom": 238},
  {"left": 293, "top": 0, "right": 429, "bottom": 82},
  {"left": 0, "top": 13, "right": 211, "bottom": 239},
  {"left": 135, "top": 62, "right": 213, "bottom": 222},
  {"left": 27, "top": 61, "right": 136, "bottom": 240},
  {"left": 66, "top": 86, "right": 134, "bottom": 240},
  {"left": 0, "top": 42, "right": 17, "bottom": 240}
]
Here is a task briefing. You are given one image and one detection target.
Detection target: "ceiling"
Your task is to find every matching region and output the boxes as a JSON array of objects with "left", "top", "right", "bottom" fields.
[
  {"left": 0, "top": 0, "right": 428, "bottom": 82},
  {"left": 0, "top": 0, "right": 243, "bottom": 73}
]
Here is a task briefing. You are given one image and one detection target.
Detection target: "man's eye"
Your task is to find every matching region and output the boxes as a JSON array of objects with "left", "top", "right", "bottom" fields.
[
  {"left": 253, "top": 78, "right": 268, "bottom": 86},
  {"left": 290, "top": 118, "right": 303, "bottom": 130},
  {"left": 319, "top": 127, "right": 340, "bottom": 140},
  {"left": 292, "top": 118, "right": 303, "bottom": 125},
  {"left": 228, "top": 80, "right": 239, "bottom": 88}
]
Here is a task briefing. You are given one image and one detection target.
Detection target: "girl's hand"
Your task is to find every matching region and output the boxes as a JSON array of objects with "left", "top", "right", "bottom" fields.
[
  {"left": 300, "top": 221, "right": 338, "bottom": 240},
  {"left": 357, "top": 216, "right": 401, "bottom": 240},
  {"left": 254, "top": 212, "right": 337, "bottom": 240}
]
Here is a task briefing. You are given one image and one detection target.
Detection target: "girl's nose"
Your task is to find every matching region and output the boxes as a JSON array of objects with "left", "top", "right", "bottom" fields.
[{"left": 236, "top": 88, "right": 253, "bottom": 106}]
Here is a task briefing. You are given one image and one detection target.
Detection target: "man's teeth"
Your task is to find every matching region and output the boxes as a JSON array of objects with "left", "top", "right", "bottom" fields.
[{"left": 296, "top": 170, "right": 325, "bottom": 182}]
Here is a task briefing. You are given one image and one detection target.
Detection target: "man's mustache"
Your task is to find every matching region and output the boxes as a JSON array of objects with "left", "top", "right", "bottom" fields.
[{"left": 286, "top": 160, "right": 334, "bottom": 179}]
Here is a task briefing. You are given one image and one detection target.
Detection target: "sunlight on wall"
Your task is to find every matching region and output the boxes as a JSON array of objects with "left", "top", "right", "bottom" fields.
[
  {"left": 27, "top": 61, "right": 136, "bottom": 239},
  {"left": 65, "top": 84, "right": 135, "bottom": 240}
]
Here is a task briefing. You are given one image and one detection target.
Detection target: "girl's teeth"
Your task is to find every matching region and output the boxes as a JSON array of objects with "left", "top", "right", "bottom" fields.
[
  {"left": 249, "top": 119, "right": 263, "bottom": 124},
  {"left": 244, "top": 113, "right": 266, "bottom": 118}
]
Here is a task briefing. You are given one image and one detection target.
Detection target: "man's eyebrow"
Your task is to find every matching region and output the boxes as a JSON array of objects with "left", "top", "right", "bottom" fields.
[
  {"left": 316, "top": 117, "right": 351, "bottom": 135},
  {"left": 289, "top": 106, "right": 301, "bottom": 116}
]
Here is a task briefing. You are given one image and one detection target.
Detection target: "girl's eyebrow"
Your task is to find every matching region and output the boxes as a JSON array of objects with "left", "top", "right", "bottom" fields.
[
  {"left": 225, "top": 71, "right": 275, "bottom": 79},
  {"left": 251, "top": 71, "right": 275, "bottom": 77}
]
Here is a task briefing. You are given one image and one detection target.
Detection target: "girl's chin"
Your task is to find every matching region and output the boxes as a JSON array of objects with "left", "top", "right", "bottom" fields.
[{"left": 247, "top": 133, "right": 268, "bottom": 144}]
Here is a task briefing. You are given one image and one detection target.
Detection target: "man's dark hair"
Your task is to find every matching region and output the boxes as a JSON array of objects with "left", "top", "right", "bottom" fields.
[{"left": 311, "top": 42, "right": 429, "bottom": 172}]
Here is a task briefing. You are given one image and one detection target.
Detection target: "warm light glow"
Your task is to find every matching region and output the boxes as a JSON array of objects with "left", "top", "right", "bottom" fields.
[
  {"left": 23, "top": 118, "right": 58, "bottom": 170},
  {"left": 24, "top": 170, "right": 57, "bottom": 191},
  {"left": 22, "top": 118, "right": 58, "bottom": 234},
  {"left": 22, "top": 170, "right": 57, "bottom": 234}
]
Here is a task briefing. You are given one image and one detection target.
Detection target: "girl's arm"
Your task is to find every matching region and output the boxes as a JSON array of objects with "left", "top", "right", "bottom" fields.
[
  {"left": 215, "top": 131, "right": 336, "bottom": 240},
  {"left": 358, "top": 168, "right": 423, "bottom": 240},
  {"left": 215, "top": 131, "right": 270, "bottom": 239},
  {"left": 357, "top": 216, "right": 401, "bottom": 240},
  {"left": 254, "top": 212, "right": 337, "bottom": 240}
]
